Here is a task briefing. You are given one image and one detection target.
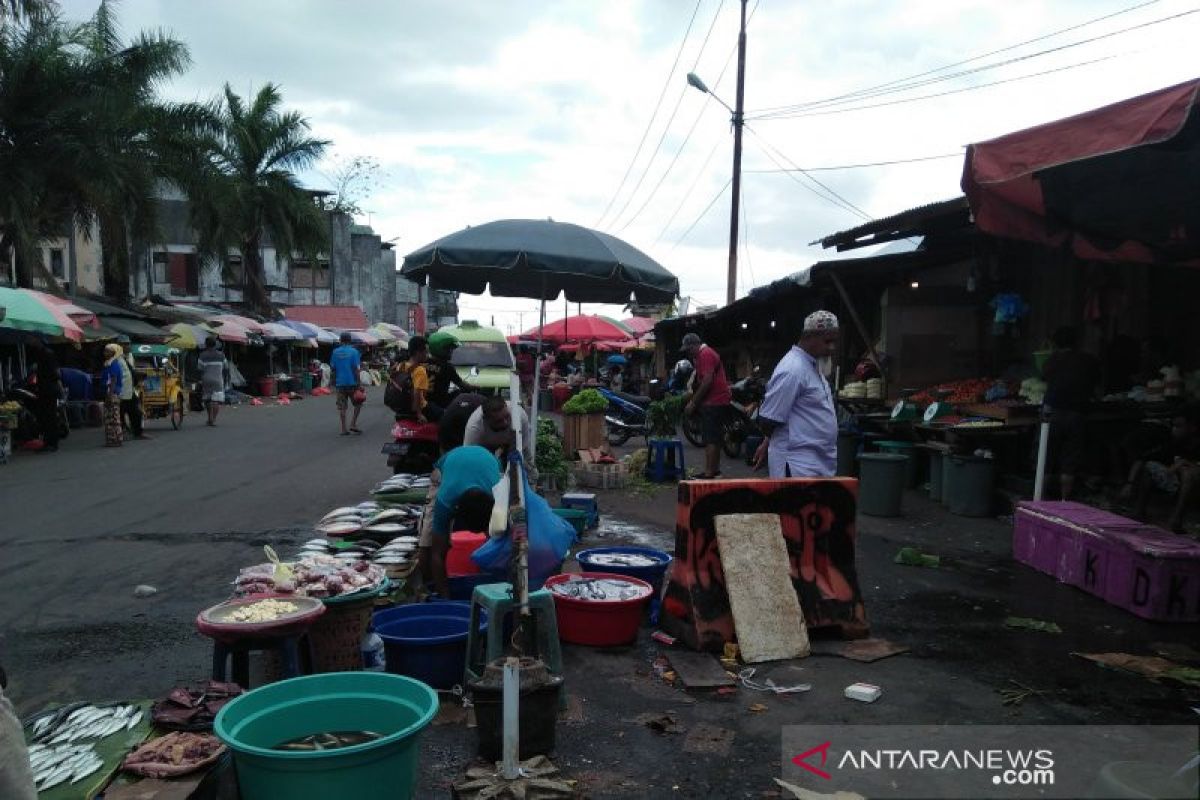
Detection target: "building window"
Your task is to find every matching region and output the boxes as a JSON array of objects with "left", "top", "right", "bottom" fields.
[
  {"left": 290, "top": 259, "right": 329, "bottom": 289},
  {"left": 152, "top": 251, "right": 168, "bottom": 284},
  {"left": 226, "top": 255, "right": 245, "bottom": 287},
  {"left": 49, "top": 249, "right": 65, "bottom": 280},
  {"left": 153, "top": 251, "right": 197, "bottom": 296}
]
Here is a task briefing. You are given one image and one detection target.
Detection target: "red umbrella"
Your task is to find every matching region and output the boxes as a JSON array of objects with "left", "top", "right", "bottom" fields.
[
  {"left": 621, "top": 316, "right": 655, "bottom": 336},
  {"left": 522, "top": 314, "right": 631, "bottom": 344}
]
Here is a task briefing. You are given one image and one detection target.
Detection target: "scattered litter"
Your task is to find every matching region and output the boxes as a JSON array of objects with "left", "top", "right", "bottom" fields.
[
  {"left": 843, "top": 683, "right": 882, "bottom": 703},
  {"left": 636, "top": 712, "right": 681, "bottom": 735},
  {"left": 748, "top": 703, "right": 768, "bottom": 713},
  {"left": 1072, "top": 652, "right": 1200, "bottom": 686},
  {"left": 776, "top": 779, "right": 867, "bottom": 800},
  {"left": 715, "top": 686, "right": 737, "bottom": 696},
  {"left": 133, "top": 585, "right": 158, "bottom": 598},
  {"left": 996, "top": 680, "right": 1046, "bottom": 707},
  {"left": 455, "top": 754, "right": 574, "bottom": 799},
  {"left": 1004, "top": 616, "right": 1062, "bottom": 634},
  {"left": 651, "top": 631, "right": 677, "bottom": 646},
  {"left": 737, "top": 668, "right": 811, "bottom": 695},
  {"left": 1153, "top": 642, "right": 1200, "bottom": 664},
  {"left": 723, "top": 643, "right": 740, "bottom": 661},
  {"left": 893, "top": 547, "right": 940, "bottom": 568},
  {"left": 661, "top": 670, "right": 676, "bottom": 685},
  {"left": 682, "top": 722, "right": 735, "bottom": 756},
  {"left": 837, "top": 638, "right": 909, "bottom": 663}
]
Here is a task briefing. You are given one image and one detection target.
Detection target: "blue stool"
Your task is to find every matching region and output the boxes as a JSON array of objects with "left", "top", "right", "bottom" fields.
[
  {"left": 210, "top": 634, "right": 312, "bottom": 689},
  {"left": 646, "top": 438, "right": 686, "bottom": 482},
  {"left": 465, "top": 583, "right": 565, "bottom": 707},
  {"left": 560, "top": 492, "right": 599, "bottom": 528}
]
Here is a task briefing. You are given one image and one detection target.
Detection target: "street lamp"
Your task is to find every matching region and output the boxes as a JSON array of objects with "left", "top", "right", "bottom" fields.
[{"left": 687, "top": 0, "right": 747, "bottom": 308}]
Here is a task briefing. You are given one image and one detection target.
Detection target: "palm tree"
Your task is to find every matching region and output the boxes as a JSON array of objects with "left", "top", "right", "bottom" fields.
[{"left": 185, "top": 83, "right": 329, "bottom": 316}]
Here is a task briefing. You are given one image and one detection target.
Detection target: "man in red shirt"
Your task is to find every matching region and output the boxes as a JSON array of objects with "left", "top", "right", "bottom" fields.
[{"left": 682, "top": 332, "right": 732, "bottom": 478}]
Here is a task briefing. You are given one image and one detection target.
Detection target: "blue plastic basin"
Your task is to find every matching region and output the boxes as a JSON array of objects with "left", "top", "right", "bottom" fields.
[
  {"left": 375, "top": 606, "right": 487, "bottom": 690},
  {"left": 575, "top": 546, "right": 673, "bottom": 594}
]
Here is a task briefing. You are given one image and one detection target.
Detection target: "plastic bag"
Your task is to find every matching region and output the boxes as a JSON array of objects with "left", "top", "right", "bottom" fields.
[
  {"left": 471, "top": 461, "right": 576, "bottom": 589},
  {"left": 489, "top": 469, "right": 511, "bottom": 536}
]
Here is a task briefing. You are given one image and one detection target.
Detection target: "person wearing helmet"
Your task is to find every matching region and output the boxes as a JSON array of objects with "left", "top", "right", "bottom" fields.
[{"left": 425, "top": 329, "right": 472, "bottom": 418}]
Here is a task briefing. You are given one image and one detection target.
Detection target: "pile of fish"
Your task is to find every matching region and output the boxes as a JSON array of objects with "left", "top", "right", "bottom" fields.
[
  {"left": 298, "top": 536, "right": 418, "bottom": 569},
  {"left": 25, "top": 703, "right": 144, "bottom": 791},
  {"left": 371, "top": 473, "right": 432, "bottom": 496},
  {"left": 315, "top": 502, "right": 422, "bottom": 537},
  {"left": 273, "top": 730, "right": 381, "bottom": 751},
  {"left": 550, "top": 577, "right": 651, "bottom": 602},
  {"left": 585, "top": 552, "right": 662, "bottom": 568},
  {"left": 27, "top": 702, "right": 144, "bottom": 745},
  {"left": 235, "top": 555, "right": 385, "bottom": 598},
  {"left": 27, "top": 743, "right": 105, "bottom": 791}
]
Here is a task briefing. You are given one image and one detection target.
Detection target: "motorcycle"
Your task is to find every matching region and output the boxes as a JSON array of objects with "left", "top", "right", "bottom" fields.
[
  {"left": 4, "top": 379, "right": 69, "bottom": 444},
  {"left": 681, "top": 368, "right": 764, "bottom": 458},
  {"left": 597, "top": 385, "right": 653, "bottom": 447},
  {"left": 382, "top": 416, "right": 440, "bottom": 474}
]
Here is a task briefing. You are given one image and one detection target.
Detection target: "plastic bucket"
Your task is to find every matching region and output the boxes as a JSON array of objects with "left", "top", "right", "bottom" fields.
[
  {"left": 213, "top": 672, "right": 437, "bottom": 800},
  {"left": 575, "top": 547, "right": 672, "bottom": 596},
  {"left": 928, "top": 450, "right": 945, "bottom": 502},
  {"left": 374, "top": 604, "right": 484, "bottom": 690},
  {"left": 447, "top": 531, "right": 486, "bottom": 576},
  {"left": 858, "top": 453, "right": 907, "bottom": 517},
  {"left": 544, "top": 572, "right": 652, "bottom": 646},
  {"left": 256, "top": 376, "right": 277, "bottom": 397},
  {"left": 836, "top": 431, "right": 860, "bottom": 477},
  {"left": 552, "top": 508, "right": 589, "bottom": 536},
  {"left": 944, "top": 456, "right": 996, "bottom": 517},
  {"left": 876, "top": 440, "right": 917, "bottom": 487}
]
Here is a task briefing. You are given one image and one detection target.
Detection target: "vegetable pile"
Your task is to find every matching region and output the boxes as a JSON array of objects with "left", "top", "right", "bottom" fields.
[{"left": 561, "top": 388, "right": 607, "bottom": 415}]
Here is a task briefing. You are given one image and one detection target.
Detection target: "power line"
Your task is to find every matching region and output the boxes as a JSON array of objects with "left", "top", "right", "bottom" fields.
[
  {"left": 748, "top": 0, "right": 1163, "bottom": 116},
  {"left": 754, "top": 51, "right": 1125, "bottom": 120},
  {"left": 654, "top": 136, "right": 725, "bottom": 244},
  {"left": 745, "top": 151, "right": 963, "bottom": 172},
  {"left": 750, "top": 8, "right": 1195, "bottom": 121},
  {"left": 593, "top": 0, "right": 703, "bottom": 229},
  {"left": 746, "top": 126, "right": 873, "bottom": 220},
  {"left": 608, "top": 0, "right": 727, "bottom": 232},
  {"left": 672, "top": 177, "right": 732, "bottom": 249}
]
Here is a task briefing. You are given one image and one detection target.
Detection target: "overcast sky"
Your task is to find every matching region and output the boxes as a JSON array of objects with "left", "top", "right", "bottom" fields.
[{"left": 60, "top": 0, "right": 1200, "bottom": 333}]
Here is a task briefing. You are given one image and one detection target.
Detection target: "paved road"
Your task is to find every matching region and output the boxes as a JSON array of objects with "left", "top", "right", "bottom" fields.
[{"left": 0, "top": 392, "right": 396, "bottom": 712}]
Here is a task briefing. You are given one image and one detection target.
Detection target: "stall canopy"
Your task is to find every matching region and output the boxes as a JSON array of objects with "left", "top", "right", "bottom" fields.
[
  {"left": 279, "top": 319, "right": 337, "bottom": 343},
  {"left": 401, "top": 218, "right": 679, "bottom": 304},
  {"left": 522, "top": 314, "right": 632, "bottom": 344},
  {"left": 0, "top": 287, "right": 85, "bottom": 341},
  {"left": 99, "top": 315, "right": 171, "bottom": 343},
  {"left": 962, "top": 77, "right": 1200, "bottom": 265}
]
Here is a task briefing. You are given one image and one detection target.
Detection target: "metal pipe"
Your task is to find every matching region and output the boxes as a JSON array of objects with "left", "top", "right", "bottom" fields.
[
  {"left": 501, "top": 657, "right": 520, "bottom": 779},
  {"left": 1034, "top": 421, "right": 1050, "bottom": 501}
]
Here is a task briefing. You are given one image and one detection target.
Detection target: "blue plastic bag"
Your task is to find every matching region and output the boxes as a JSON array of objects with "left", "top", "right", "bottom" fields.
[{"left": 470, "top": 458, "right": 577, "bottom": 589}]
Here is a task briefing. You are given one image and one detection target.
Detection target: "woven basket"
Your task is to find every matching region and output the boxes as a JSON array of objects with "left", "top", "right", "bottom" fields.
[{"left": 306, "top": 595, "right": 376, "bottom": 672}]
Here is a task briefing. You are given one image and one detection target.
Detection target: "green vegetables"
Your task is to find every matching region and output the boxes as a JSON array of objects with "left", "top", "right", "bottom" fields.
[
  {"left": 535, "top": 419, "right": 569, "bottom": 487},
  {"left": 561, "top": 388, "right": 607, "bottom": 415},
  {"left": 646, "top": 395, "right": 685, "bottom": 438}
]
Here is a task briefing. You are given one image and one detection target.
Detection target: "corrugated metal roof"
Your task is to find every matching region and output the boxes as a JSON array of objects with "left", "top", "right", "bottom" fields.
[
  {"left": 818, "top": 196, "right": 970, "bottom": 251},
  {"left": 284, "top": 305, "right": 369, "bottom": 329}
]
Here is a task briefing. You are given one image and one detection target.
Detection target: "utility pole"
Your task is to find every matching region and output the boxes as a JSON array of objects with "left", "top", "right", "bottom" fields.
[{"left": 726, "top": 0, "right": 748, "bottom": 307}]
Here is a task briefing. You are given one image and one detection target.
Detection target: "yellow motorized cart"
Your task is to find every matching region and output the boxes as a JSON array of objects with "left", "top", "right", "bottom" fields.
[{"left": 131, "top": 344, "right": 187, "bottom": 429}]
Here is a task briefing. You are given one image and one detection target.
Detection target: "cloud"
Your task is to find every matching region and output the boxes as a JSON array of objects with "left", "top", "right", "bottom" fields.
[{"left": 57, "top": 0, "right": 1200, "bottom": 333}]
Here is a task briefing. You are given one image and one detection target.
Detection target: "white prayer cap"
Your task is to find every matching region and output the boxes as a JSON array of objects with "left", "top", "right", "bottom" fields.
[{"left": 803, "top": 310, "right": 840, "bottom": 333}]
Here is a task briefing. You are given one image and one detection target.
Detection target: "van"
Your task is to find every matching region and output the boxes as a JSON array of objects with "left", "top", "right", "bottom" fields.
[{"left": 438, "top": 320, "right": 516, "bottom": 395}]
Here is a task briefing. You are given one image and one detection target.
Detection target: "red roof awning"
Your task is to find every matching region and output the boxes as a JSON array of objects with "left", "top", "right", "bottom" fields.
[
  {"left": 962, "top": 78, "right": 1200, "bottom": 264},
  {"left": 284, "top": 305, "right": 370, "bottom": 330}
]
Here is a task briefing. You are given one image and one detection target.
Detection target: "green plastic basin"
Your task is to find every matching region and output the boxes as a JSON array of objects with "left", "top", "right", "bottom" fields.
[{"left": 214, "top": 672, "right": 438, "bottom": 800}]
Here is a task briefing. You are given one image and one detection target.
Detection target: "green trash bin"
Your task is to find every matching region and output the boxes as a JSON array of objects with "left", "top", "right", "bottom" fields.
[
  {"left": 944, "top": 455, "right": 996, "bottom": 517},
  {"left": 928, "top": 450, "right": 945, "bottom": 502},
  {"left": 857, "top": 453, "right": 907, "bottom": 517},
  {"left": 876, "top": 440, "right": 918, "bottom": 488},
  {"left": 836, "top": 431, "right": 859, "bottom": 477}
]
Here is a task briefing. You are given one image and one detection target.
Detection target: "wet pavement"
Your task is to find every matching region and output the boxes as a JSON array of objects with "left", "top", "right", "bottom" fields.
[{"left": 2, "top": 401, "right": 1198, "bottom": 797}]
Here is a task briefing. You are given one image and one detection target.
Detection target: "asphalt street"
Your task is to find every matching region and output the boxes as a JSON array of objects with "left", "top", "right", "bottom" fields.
[{"left": 2, "top": 396, "right": 1198, "bottom": 797}]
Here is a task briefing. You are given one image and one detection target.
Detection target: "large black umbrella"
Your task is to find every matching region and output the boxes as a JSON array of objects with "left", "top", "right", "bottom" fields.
[{"left": 400, "top": 219, "right": 679, "bottom": 304}]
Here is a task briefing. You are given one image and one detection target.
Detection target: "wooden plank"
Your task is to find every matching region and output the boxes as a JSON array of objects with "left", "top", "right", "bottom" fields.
[
  {"left": 666, "top": 649, "right": 734, "bottom": 690},
  {"left": 715, "top": 514, "right": 810, "bottom": 663}
]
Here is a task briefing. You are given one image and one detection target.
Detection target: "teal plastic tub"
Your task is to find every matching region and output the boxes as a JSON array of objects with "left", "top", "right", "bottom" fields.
[{"left": 214, "top": 672, "right": 438, "bottom": 800}]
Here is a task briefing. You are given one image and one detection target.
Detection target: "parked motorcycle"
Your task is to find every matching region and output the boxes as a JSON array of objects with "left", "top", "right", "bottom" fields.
[
  {"left": 4, "top": 380, "right": 69, "bottom": 444},
  {"left": 382, "top": 417, "right": 440, "bottom": 474},
  {"left": 598, "top": 385, "right": 653, "bottom": 447},
  {"left": 681, "top": 368, "right": 763, "bottom": 458}
]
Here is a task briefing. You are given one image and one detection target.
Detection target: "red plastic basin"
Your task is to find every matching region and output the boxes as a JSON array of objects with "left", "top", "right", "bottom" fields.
[
  {"left": 544, "top": 572, "right": 652, "bottom": 647},
  {"left": 446, "top": 531, "right": 486, "bottom": 577}
]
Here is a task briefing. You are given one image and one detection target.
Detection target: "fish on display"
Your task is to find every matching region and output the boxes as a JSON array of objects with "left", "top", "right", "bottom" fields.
[
  {"left": 273, "top": 730, "right": 381, "bottom": 751},
  {"left": 28, "top": 703, "right": 142, "bottom": 746},
  {"left": 587, "top": 553, "right": 659, "bottom": 567},
  {"left": 28, "top": 742, "right": 107, "bottom": 790}
]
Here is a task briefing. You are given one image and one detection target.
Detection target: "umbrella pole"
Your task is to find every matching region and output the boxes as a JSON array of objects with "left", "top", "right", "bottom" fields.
[{"left": 530, "top": 294, "right": 546, "bottom": 462}]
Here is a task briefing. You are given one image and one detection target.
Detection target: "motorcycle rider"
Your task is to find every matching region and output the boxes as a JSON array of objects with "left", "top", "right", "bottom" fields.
[{"left": 424, "top": 330, "right": 472, "bottom": 418}]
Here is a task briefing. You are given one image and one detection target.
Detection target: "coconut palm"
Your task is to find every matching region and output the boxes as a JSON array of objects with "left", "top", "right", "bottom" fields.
[{"left": 184, "top": 83, "right": 329, "bottom": 316}]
